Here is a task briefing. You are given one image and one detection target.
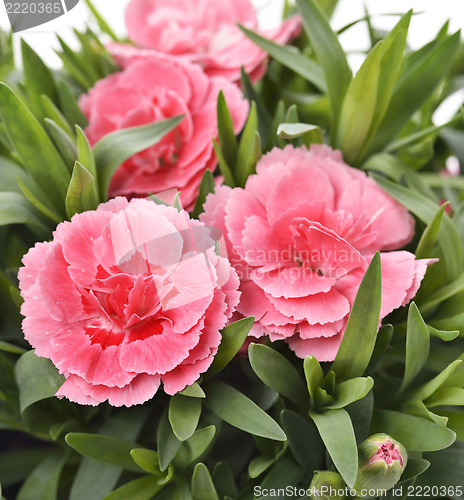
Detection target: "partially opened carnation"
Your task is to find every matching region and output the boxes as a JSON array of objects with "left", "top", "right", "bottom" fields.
[
  {"left": 201, "top": 145, "right": 434, "bottom": 361},
  {"left": 80, "top": 53, "right": 248, "bottom": 209},
  {"left": 18, "top": 197, "right": 240, "bottom": 406},
  {"left": 115, "top": 0, "right": 301, "bottom": 83}
]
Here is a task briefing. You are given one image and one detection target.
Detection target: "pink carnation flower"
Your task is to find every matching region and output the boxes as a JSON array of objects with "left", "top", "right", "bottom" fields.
[
  {"left": 201, "top": 145, "right": 434, "bottom": 361},
  {"left": 80, "top": 54, "right": 248, "bottom": 210},
  {"left": 115, "top": 0, "right": 301, "bottom": 83},
  {"left": 18, "top": 197, "right": 240, "bottom": 406}
]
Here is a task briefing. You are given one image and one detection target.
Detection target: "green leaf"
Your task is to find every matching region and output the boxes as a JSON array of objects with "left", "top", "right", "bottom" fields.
[
  {"left": 310, "top": 409, "right": 358, "bottom": 487},
  {"left": 179, "top": 382, "right": 206, "bottom": 398},
  {"left": 295, "top": 0, "right": 352, "bottom": 136},
  {"left": 425, "top": 387, "right": 464, "bottom": 408},
  {"left": 401, "top": 303, "right": 430, "bottom": 391},
  {"left": 370, "top": 32, "right": 460, "bottom": 152},
  {"left": 212, "top": 462, "right": 239, "bottom": 500},
  {"left": 415, "top": 203, "right": 447, "bottom": 259},
  {"left": 371, "top": 410, "right": 456, "bottom": 451},
  {"left": 157, "top": 411, "right": 182, "bottom": 472},
  {"left": 331, "top": 252, "right": 382, "bottom": 381},
  {"left": 411, "top": 360, "right": 462, "bottom": 401},
  {"left": 69, "top": 410, "right": 147, "bottom": 500},
  {"left": 58, "top": 80, "right": 88, "bottom": 130},
  {"left": 371, "top": 173, "right": 463, "bottom": 281},
  {"left": 0, "top": 192, "right": 47, "bottom": 229},
  {"left": 324, "top": 377, "right": 374, "bottom": 410},
  {"left": 101, "top": 476, "right": 164, "bottom": 500},
  {"left": 174, "top": 425, "right": 216, "bottom": 467},
  {"left": 248, "top": 455, "right": 275, "bottom": 478},
  {"left": 42, "top": 95, "right": 74, "bottom": 138},
  {"left": 65, "top": 433, "right": 143, "bottom": 472},
  {"left": 206, "top": 317, "right": 254, "bottom": 379},
  {"left": 17, "top": 177, "right": 61, "bottom": 224},
  {"left": 346, "top": 391, "right": 374, "bottom": 444},
  {"left": 130, "top": 449, "right": 161, "bottom": 476},
  {"left": 303, "top": 355, "right": 324, "bottom": 404},
  {"left": 191, "top": 463, "right": 219, "bottom": 500},
  {"left": 76, "top": 126, "right": 97, "bottom": 179},
  {"left": 0, "top": 83, "right": 69, "bottom": 215},
  {"left": 336, "top": 41, "right": 382, "bottom": 163},
  {"left": 216, "top": 91, "right": 237, "bottom": 171},
  {"left": 83, "top": 0, "right": 119, "bottom": 41},
  {"left": 168, "top": 395, "right": 202, "bottom": 441},
  {"left": 204, "top": 381, "right": 286, "bottom": 441},
  {"left": 427, "top": 326, "right": 459, "bottom": 342},
  {"left": 258, "top": 455, "right": 304, "bottom": 494},
  {"left": 280, "top": 409, "right": 324, "bottom": 475},
  {"left": 45, "top": 118, "right": 77, "bottom": 167},
  {"left": 248, "top": 343, "right": 307, "bottom": 406},
  {"left": 400, "top": 458, "right": 430, "bottom": 482},
  {"left": 239, "top": 25, "right": 326, "bottom": 92},
  {"left": 93, "top": 116, "right": 183, "bottom": 199},
  {"left": 66, "top": 161, "right": 99, "bottom": 218},
  {"left": 236, "top": 104, "right": 261, "bottom": 187},
  {"left": 191, "top": 170, "right": 215, "bottom": 218},
  {"left": 277, "top": 122, "right": 323, "bottom": 145},
  {"left": 0, "top": 341, "right": 26, "bottom": 355},
  {"left": 21, "top": 39, "right": 57, "bottom": 119},
  {"left": 357, "top": 13, "right": 411, "bottom": 161},
  {"left": 14, "top": 350, "right": 65, "bottom": 412},
  {"left": 16, "top": 452, "right": 68, "bottom": 500},
  {"left": 212, "top": 138, "right": 235, "bottom": 187}
]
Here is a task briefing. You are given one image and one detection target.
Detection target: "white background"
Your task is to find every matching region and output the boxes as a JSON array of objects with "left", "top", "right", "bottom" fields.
[{"left": 1, "top": 0, "right": 463, "bottom": 121}]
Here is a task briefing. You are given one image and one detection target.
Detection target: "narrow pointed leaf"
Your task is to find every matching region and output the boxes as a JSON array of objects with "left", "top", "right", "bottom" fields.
[
  {"left": 191, "top": 170, "right": 215, "bottom": 218},
  {"left": 216, "top": 91, "right": 237, "bottom": 170},
  {"left": 249, "top": 343, "right": 307, "bottom": 406},
  {"left": 411, "top": 360, "right": 462, "bottom": 401},
  {"left": 303, "top": 355, "right": 324, "bottom": 403},
  {"left": 0, "top": 192, "right": 47, "bottom": 229},
  {"left": 0, "top": 83, "right": 69, "bottom": 214},
  {"left": 42, "top": 95, "right": 74, "bottom": 138},
  {"left": 93, "top": 116, "right": 183, "bottom": 199},
  {"left": 191, "top": 463, "right": 219, "bottom": 500},
  {"left": 370, "top": 32, "right": 460, "bottom": 152},
  {"left": 65, "top": 433, "right": 143, "bottom": 472},
  {"left": 45, "top": 118, "right": 77, "bottom": 168},
  {"left": 21, "top": 39, "right": 57, "bottom": 118},
  {"left": 168, "top": 395, "right": 202, "bottom": 441},
  {"left": 310, "top": 409, "right": 358, "bottom": 487},
  {"left": 295, "top": 0, "right": 351, "bottom": 134},
  {"left": 324, "top": 377, "right": 374, "bottom": 410},
  {"left": 157, "top": 411, "right": 182, "bottom": 472},
  {"left": 66, "top": 161, "right": 99, "bottom": 218},
  {"left": 204, "top": 381, "right": 286, "bottom": 441},
  {"left": 239, "top": 25, "right": 326, "bottom": 92},
  {"left": 371, "top": 410, "right": 456, "bottom": 451},
  {"left": 415, "top": 203, "right": 447, "bottom": 259},
  {"left": 101, "top": 476, "right": 164, "bottom": 500},
  {"left": 331, "top": 252, "right": 382, "bottom": 381},
  {"left": 280, "top": 409, "right": 324, "bottom": 475},
  {"left": 206, "top": 317, "right": 254, "bottom": 379},
  {"left": 15, "top": 350, "right": 65, "bottom": 412},
  {"left": 277, "top": 122, "right": 323, "bottom": 145},
  {"left": 371, "top": 173, "right": 463, "bottom": 280},
  {"left": 58, "top": 80, "right": 88, "bottom": 129},
  {"left": 336, "top": 42, "right": 382, "bottom": 163},
  {"left": 401, "top": 303, "right": 430, "bottom": 390}
]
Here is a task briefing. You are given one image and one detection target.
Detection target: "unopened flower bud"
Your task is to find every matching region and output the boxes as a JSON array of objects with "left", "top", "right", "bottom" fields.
[
  {"left": 310, "top": 471, "right": 346, "bottom": 500},
  {"left": 353, "top": 433, "right": 407, "bottom": 497}
]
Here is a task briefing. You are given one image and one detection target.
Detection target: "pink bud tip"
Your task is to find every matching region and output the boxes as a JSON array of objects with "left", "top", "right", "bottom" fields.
[{"left": 368, "top": 441, "right": 403, "bottom": 466}]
